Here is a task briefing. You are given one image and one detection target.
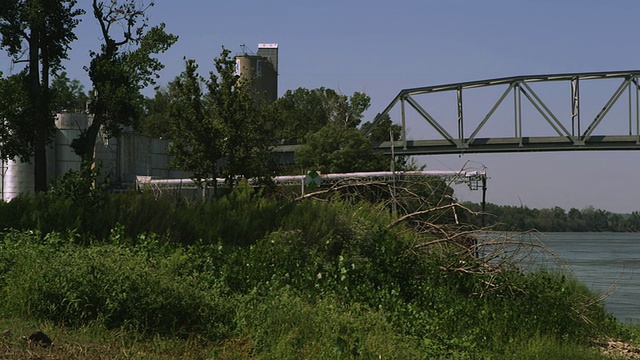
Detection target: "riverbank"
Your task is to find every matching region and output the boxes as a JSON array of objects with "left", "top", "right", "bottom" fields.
[
  {"left": 0, "top": 190, "right": 637, "bottom": 358},
  {"left": 3, "top": 318, "right": 638, "bottom": 359}
]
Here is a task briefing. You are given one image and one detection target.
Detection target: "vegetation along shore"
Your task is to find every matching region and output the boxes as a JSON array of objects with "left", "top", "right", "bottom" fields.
[{"left": 1, "top": 173, "right": 640, "bottom": 359}]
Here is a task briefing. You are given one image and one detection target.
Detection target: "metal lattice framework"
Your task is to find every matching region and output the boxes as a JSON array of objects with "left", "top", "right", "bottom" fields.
[{"left": 366, "top": 70, "right": 640, "bottom": 155}]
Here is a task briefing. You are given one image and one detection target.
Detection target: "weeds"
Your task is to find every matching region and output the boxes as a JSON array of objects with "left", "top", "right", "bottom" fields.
[{"left": 0, "top": 183, "right": 628, "bottom": 358}]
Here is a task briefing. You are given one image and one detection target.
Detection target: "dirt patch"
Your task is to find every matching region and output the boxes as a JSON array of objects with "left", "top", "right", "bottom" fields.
[{"left": 598, "top": 338, "right": 640, "bottom": 359}]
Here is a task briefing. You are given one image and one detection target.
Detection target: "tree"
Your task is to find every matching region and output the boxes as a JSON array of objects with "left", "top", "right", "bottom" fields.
[
  {"left": 72, "top": 0, "right": 177, "bottom": 162},
  {"left": 50, "top": 71, "right": 88, "bottom": 113},
  {"left": 285, "top": 88, "right": 413, "bottom": 173},
  {"left": 362, "top": 114, "right": 400, "bottom": 143},
  {"left": 273, "top": 87, "right": 331, "bottom": 143},
  {"left": 0, "top": 0, "right": 84, "bottom": 192},
  {"left": 534, "top": 206, "right": 567, "bottom": 232},
  {"left": 323, "top": 88, "right": 370, "bottom": 128},
  {"left": 567, "top": 207, "right": 585, "bottom": 231},
  {"left": 165, "top": 59, "right": 221, "bottom": 187},
  {"left": 361, "top": 113, "right": 418, "bottom": 171},
  {"left": 274, "top": 87, "right": 415, "bottom": 173},
  {"left": 139, "top": 86, "right": 172, "bottom": 138},
  {"left": 207, "top": 48, "right": 278, "bottom": 187},
  {"left": 581, "top": 205, "right": 611, "bottom": 232},
  {"left": 166, "top": 50, "right": 278, "bottom": 190},
  {"left": 296, "top": 123, "right": 387, "bottom": 173},
  {"left": 0, "top": 72, "right": 32, "bottom": 161},
  {"left": 273, "top": 87, "right": 372, "bottom": 144},
  {"left": 624, "top": 211, "right": 640, "bottom": 232}
]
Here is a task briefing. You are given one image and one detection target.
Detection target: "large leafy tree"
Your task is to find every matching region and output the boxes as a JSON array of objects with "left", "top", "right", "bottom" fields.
[
  {"left": 273, "top": 88, "right": 332, "bottom": 143},
  {"left": 139, "top": 86, "right": 172, "bottom": 138},
  {"left": 208, "top": 48, "right": 277, "bottom": 187},
  {"left": 326, "top": 89, "right": 370, "bottom": 128},
  {"left": 72, "top": 0, "right": 177, "bottom": 162},
  {"left": 361, "top": 113, "right": 402, "bottom": 143},
  {"left": 50, "top": 71, "right": 88, "bottom": 113},
  {"left": 165, "top": 59, "right": 221, "bottom": 187},
  {"left": 296, "top": 123, "right": 387, "bottom": 173},
  {"left": 0, "top": 72, "right": 32, "bottom": 161},
  {"left": 0, "top": 0, "right": 83, "bottom": 192},
  {"left": 362, "top": 113, "right": 417, "bottom": 171},
  {"left": 284, "top": 88, "right": 398, "bottom": 173},
  {"left": 273, "top": 87, "right": 372, "bottom": 144},
  {"left": 166, "top": 49, "right": 278, "bottom": 190}
]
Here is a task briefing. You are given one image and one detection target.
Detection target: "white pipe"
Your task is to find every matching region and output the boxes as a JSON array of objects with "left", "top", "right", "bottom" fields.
[{"left": 137, "top": 170, "right": 486, "bottom": 188}]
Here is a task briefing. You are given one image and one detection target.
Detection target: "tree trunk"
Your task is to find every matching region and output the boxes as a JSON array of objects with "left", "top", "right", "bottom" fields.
[
  {"left": 28, "top": 23, "right": 48, "bottom": 193},
  {"left": 33, "top": 134, "right": 47, "bottom": 192},
  {"left": 36, "top": 16, "right": 52, "bottom": 193},
  {"left": 82, "top": 120, "right": 100, "bottom": 163},
  {"left": 79, "top": 113, "right": 102, "bottom": 163}
]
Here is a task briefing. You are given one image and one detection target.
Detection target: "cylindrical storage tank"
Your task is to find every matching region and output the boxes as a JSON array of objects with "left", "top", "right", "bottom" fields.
[
  {"left": 235, "top": 56, "right": 255, "bottom": 79},
  {"left": 2, "top": 157, "right": 35, "bottom": 201},
  {"left": 151, "top": 137, "right": 171, "bottom": 178},
  {"left": 54, "top": 113, "right": 88, "bottom": 181},
  {"left": 94, "top": 126, "right": 119, "bottom": 183},
  {"left": 235, "top": 54, "right": 277, "bottom": 102}
]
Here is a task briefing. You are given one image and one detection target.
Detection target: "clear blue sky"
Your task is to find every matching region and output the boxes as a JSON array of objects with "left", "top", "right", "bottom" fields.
[{"left": 2, "top": 1, "right": 640, "bottom": 213}]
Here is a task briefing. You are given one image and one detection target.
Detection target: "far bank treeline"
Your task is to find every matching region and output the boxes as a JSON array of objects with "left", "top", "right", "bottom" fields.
[{"left": 461, "top": 202, "right": 640, "bottom": 232}]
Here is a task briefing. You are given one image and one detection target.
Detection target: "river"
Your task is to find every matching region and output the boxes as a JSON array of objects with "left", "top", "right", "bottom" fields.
[{"left": 533, "top": 232, "right": 640, "bottom": 323}]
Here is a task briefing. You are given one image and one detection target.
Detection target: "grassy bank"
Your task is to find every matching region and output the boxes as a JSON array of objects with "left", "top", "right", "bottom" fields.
[{"left": 0, "top": 187, "right": 637, "bottom": 358}]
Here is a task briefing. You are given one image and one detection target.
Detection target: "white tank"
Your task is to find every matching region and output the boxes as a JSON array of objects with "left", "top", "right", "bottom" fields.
[
  {"left": 1, "top": 113, "right": 90, "bottom": 201},
  {"left": 54, "top": 113, "right": 88, "bottom": 179},
  {"left": 94, "top": 127, "right": 119, "bottom": 183},
  {"left": 2, "top": 157, "right": 35, "bottom": 201}
]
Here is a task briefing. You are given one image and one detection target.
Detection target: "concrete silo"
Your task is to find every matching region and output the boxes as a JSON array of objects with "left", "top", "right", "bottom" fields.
[
  {"left": 54, "top": 113, "right": 89, "bottom": 179},
  {"left": 235, "top": 43, "right": 278, "bottom": 102},
  {"left": 2, "top": 157, "right": 35, "bottom": 201},
  {"left": 0, "top": 147, "right": 56, "bottom": 201},
  {"left": 1, "top": 113, "right": 88, "bottom": 201}
]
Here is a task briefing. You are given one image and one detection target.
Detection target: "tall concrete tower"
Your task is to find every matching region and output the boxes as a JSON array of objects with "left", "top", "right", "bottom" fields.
[
  {"left": 235, "top": 43, "right": 278, "bottom": 102},
  {"left": 257, "top": 43, "right": 278, "bottom": 74}
]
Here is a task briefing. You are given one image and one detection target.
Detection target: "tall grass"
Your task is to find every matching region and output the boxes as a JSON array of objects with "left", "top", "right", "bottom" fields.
[
  {"left": 0, "top": 185, "right": 282, "bottom": 245},
  {"left": 0, "top": 231, "right": 233, "bottom": 339},
  {"left": 0, "top": 189, "right": 625, "bottom": 357}
]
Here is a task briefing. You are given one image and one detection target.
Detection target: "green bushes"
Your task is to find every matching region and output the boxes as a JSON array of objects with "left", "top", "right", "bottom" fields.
[
  {"left": 0, "top": 190, "right": 620, "bottom": 357},
  {"left": 0, "top": 186, "right": 283, "bottom": 245},
  {"left": 0, "top": 231, "right": 233, "bottom": 339},
  {"left": 235, "top": 288, "right": 423, "bottom": 359}
]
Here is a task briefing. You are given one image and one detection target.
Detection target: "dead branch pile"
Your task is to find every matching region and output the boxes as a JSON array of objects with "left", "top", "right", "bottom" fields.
[{"left": 297, "top": 169, "right": 570, "bottom": 297}]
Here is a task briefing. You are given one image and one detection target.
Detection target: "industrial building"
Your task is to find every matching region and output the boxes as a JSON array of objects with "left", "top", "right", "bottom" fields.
[
  {"left": 1, "top": 113, "right": 188, "bottom": 201},
  {"left": 1, "top": 43, "right": 279, "bottom": 201}
]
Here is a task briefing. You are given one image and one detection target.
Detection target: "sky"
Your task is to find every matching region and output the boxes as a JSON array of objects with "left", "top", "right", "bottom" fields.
[{"left": 2, "top": 0, "right": 640, "bottom": 213}]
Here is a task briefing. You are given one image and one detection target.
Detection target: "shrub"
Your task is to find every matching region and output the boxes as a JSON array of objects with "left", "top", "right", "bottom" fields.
[
  {"left": 235, "top": 288, "right": 423, "bottom": 359},
  {"left": 0, "top": 191, "right": 621, "bottom": 357},
  {"left": 0, "top": 232, "right": 233, "bottom": 339}
]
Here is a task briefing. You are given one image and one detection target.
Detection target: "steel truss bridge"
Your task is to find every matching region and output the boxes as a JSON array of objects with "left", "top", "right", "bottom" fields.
[{"left": 365, "top": 70, "right": 640, "bottom": 155}]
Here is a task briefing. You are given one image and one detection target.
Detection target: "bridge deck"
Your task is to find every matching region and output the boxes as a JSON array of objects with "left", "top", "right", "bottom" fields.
[
  {"left": 374, "top": 135, "right": 640, "bottom": 155},
  {"left": 273, "top": 135, "right": 640, "bottom": 162}
]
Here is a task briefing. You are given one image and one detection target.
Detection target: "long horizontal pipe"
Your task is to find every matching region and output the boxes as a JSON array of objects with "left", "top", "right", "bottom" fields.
[{"left": 138, "top": 170, "right": 486, "bottom": 187}]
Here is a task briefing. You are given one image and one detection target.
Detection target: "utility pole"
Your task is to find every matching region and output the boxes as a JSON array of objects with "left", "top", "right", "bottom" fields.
[
  {"left": 481, "top": 174, "right": 487, "bottom": 227},
  {"left": 390, "top": 130, "right": 397, "bottom": 215}
]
